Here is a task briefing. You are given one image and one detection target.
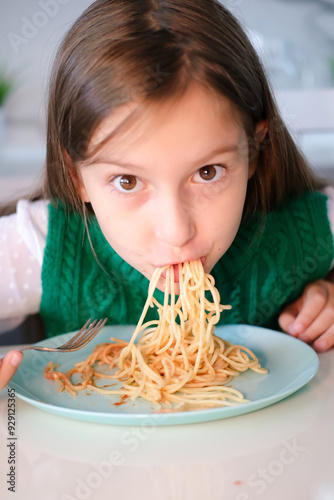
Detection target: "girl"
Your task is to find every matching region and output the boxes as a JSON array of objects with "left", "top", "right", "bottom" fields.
[{"left": 1, "top": 0, "right": 334, "bottom": 391}]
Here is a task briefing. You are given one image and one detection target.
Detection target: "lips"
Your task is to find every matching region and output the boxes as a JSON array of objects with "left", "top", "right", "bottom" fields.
[
  {"left": 161, "top": 264, "right": 180, "bottom": 282},
  {"left": 160, "top": 257, "right": 206, "bottom": 283}
]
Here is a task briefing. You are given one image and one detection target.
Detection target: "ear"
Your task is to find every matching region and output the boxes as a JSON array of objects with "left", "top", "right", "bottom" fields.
[
  {"left": 248, "top": 120, "right": 268, "bottom": 179},
  {"left": 66, "top": 153, "right": 90, "bottom": 203},
  {"left": 255, "top": 119, "right": 268, "bottom": 144}
]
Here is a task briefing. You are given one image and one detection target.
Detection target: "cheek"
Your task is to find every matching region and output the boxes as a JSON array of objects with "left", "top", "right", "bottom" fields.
[
  {"left": 96, "top": 211, "right": 130, "bottom": 245},
  {"left": 210, "top": 176, "right": 248, "bottom": 246},
  {"left": 93, "top": 201, "right": 148, "bottom": 251},
  {"left": 190, "top": 181, "right": 231, "bottom": 213},
  {"left": 209, "top": 171, "right": 247, "bottom": 218}
]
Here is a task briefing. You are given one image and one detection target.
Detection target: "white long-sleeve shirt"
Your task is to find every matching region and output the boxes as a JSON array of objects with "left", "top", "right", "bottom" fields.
[
  {"left": 0, "top": 199, "right": 48, "bottom": 332},
  {"left": 1, "top": 187, "right": 334, "bottom": 334}
]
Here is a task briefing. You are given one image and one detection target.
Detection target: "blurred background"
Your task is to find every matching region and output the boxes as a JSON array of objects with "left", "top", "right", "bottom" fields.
[{"left": 0, "top": 0, "right": 334, "bottom": 202}]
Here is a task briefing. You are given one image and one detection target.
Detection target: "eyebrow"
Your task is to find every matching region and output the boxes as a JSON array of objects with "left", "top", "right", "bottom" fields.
[
  {"left": 91, "top": 144, "right": 241, "bottom": 169},
  {"left": 197, "top": 144, "right": 241, "bottom": 164}
]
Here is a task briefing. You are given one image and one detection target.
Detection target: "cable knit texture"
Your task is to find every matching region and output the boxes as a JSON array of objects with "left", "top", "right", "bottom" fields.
[{"left": 40, "top": 192, "right": 334, "bottom": 337}]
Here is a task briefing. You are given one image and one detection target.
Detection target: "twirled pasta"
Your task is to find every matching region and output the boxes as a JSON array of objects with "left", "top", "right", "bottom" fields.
[{"left": 44, "top": 260, "right": 267, "bottom": 409}]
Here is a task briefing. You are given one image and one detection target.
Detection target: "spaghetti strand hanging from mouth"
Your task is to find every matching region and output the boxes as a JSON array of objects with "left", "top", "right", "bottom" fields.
[{"left": 44, "top": 259, "right": 268, "bottom": 409}]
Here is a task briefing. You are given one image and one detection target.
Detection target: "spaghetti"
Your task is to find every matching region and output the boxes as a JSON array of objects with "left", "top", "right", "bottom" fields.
[{"left": 44, "top": 260, "right": 267, "bottom": 408}]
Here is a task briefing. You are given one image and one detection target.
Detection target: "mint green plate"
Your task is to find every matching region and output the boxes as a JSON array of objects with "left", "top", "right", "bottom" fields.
[{"left": 8, "top": 324, "right": 319, "bottom": 426}]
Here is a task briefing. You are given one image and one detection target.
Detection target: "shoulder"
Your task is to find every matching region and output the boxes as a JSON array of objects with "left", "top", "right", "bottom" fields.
[
  {"left": 321, "top": 185, "right": 334, "bottom": 240},
  {"left": 16, "top": 198, "right": 49, "bottom": 235},
  {"left": 1, "top": 198, "right": 49, "bottom": 227},
  {"left": 322, "top": 185, "right": 334, "bottom": 215},
  {"left": 266, "top": 190, "right": 331, "bottom": 223},
  {"left": 0, "top": 199, "right": 49, "bottom": 264}
]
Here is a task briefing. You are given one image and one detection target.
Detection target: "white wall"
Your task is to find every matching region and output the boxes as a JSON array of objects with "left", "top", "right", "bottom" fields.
[
  {"left": 1, "top": 0, "right": 333, "bottom": 133},
  {"left": 0, "top": 0, "right": 94, "bottom": 122},
  {"left": 0, "top": 0, "right": 92, "bottom": 175},
  {"left": 228, "top": 0, "right": 334, "bottom": 91}
]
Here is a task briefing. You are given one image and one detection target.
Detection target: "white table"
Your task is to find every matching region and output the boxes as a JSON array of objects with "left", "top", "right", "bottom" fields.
[{"left": 0, "top": 344, "right": 333, "bottom": 500}]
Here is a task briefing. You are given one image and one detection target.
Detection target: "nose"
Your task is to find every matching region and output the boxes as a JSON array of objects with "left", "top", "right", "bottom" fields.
[{"left": 153, "top": 192, "right": 196, "bottom": 249}]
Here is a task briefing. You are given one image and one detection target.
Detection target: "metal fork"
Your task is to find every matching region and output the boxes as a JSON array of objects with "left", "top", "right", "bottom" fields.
[{"left": 0, "top": 318, "right": 108, "bottom": 359}]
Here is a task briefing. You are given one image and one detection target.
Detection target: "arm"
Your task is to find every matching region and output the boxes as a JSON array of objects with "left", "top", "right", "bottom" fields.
[
  {"left": 0, "top": 199, "right": 47, "bottom": 328},
  {"left": 0, "top": 199, "right": 48, "bottom": 388}
]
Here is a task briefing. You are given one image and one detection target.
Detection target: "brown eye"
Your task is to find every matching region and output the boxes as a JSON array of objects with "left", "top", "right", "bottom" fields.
[
  {"left": 119, "top": 175, "right": 137, "bottom": 190},
  {"left": 198, "top": 165, "right": 217, "bottom": 181}
]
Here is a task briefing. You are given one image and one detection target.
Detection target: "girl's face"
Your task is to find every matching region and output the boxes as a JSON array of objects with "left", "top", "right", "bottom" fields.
[{"left": 77, "top": 83, "right": 256, "bottom": 291}]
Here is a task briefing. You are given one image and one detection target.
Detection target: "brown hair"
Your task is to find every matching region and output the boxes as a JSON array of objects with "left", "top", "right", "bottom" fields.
[{"left": 2, "top": 0, "right": 324, "bottom": 217}]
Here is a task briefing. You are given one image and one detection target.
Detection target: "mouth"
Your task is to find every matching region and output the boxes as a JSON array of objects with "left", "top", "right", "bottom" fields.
[{"left": 160, "top": 257, "right": 206, "bottom": 283}]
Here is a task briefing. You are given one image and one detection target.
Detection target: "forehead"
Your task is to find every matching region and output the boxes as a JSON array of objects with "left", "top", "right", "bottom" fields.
[{"left": 88, "top": 83, "right": 245, "bottom": 160}]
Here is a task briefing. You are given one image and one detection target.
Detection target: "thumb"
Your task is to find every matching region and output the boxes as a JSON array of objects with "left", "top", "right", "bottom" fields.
[{"left": 0, "top": 351, "right": 23, "bottom": 391}]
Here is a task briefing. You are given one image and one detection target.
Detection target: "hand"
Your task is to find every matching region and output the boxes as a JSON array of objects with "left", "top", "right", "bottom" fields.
[
  {"left": 0, "top": 351, "right": 23, "bottom": 391},
  {"left": 279, "top": 279, "right": 334, "bottom": 352}
]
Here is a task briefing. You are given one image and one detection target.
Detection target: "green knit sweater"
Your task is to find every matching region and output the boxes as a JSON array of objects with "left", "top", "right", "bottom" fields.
[{"left": 40, "top": 191, "right": 334, "bottom": 337}]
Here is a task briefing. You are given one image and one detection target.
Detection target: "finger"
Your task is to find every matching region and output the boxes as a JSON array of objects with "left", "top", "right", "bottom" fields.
[
  {"left": 287, "top": 283, "right": 328, "bottom": 335},
  {"left": 313, "top": 324, "right": 334, "bottom": 352},
  {"left": 279, "top": 294, "right": 308, "bottom": 335},
  {"left": 0, "top": 351, "right": 23, "bottom": 391},
  {"left": 297, "top": 304, "right": 334, "bottom": 344},
  {"left": 279, "top": 303, "right": 302, "bottom": 336}
]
